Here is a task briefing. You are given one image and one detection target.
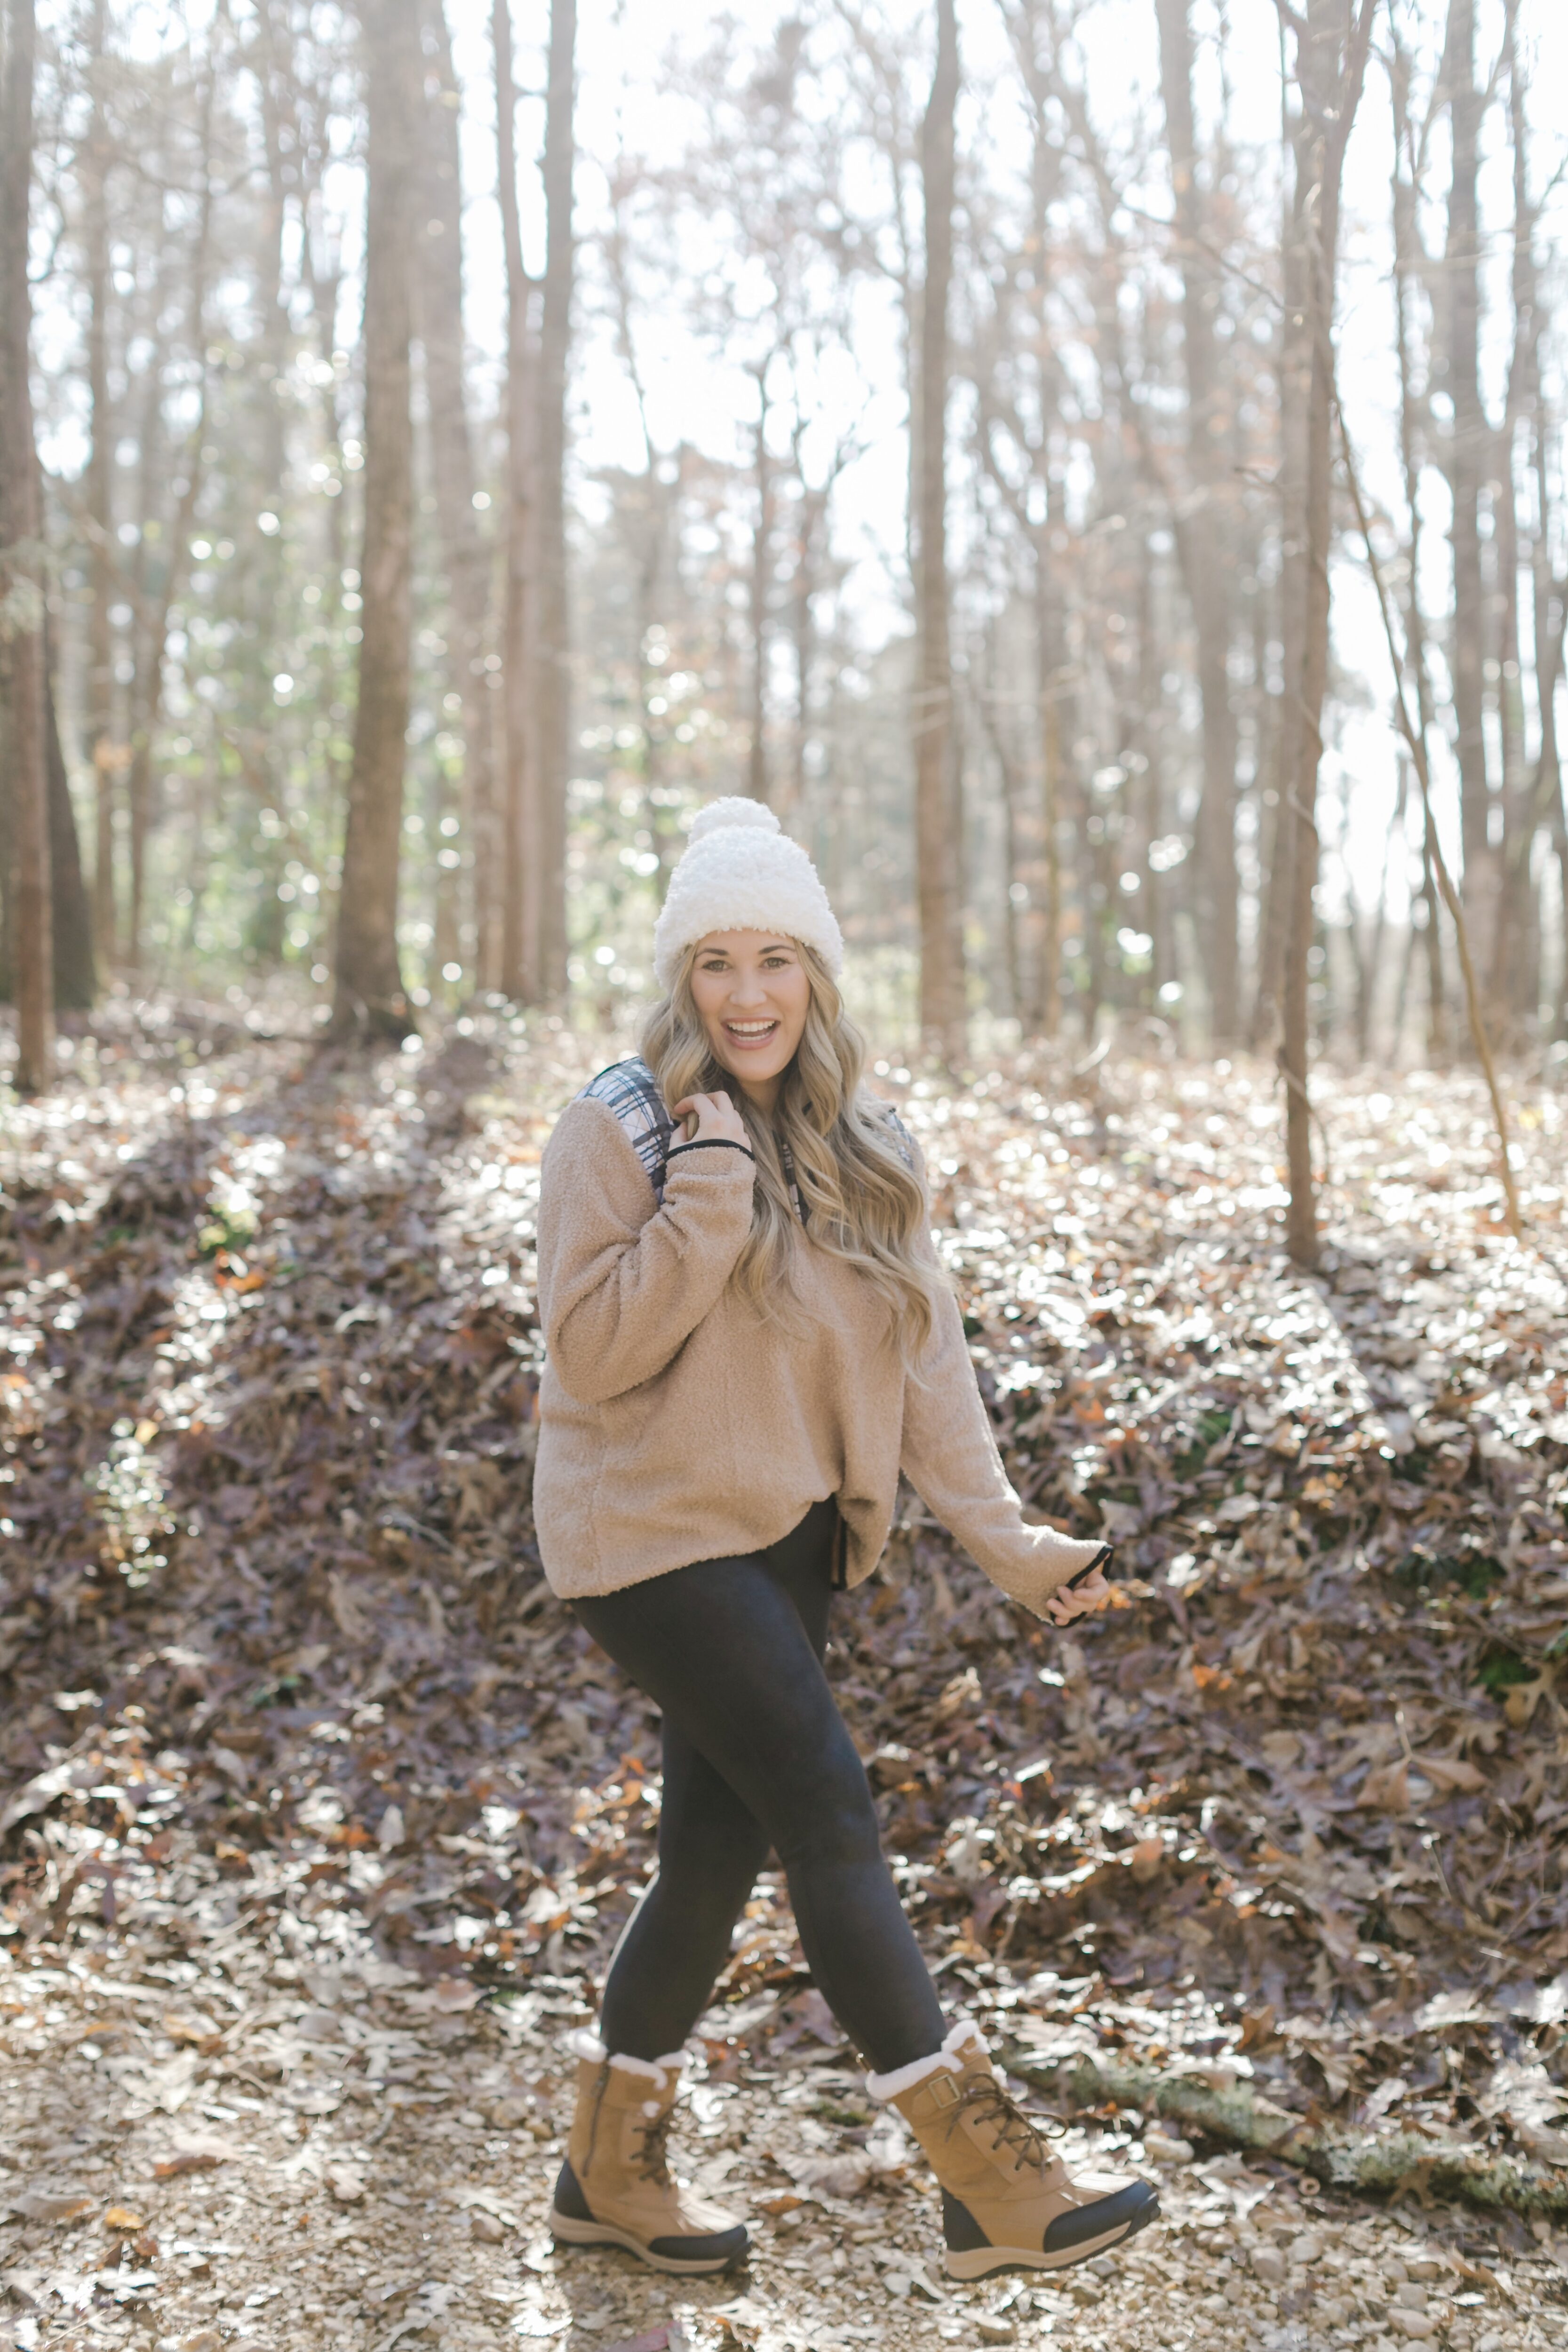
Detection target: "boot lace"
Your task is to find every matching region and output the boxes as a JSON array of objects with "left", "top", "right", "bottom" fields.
[
  {"left": 949, "top": 2074, "right": 1059, "bottom": 2172},
  {"left": 634, "top": 2103, "right": 675, "bottom": 2182}
]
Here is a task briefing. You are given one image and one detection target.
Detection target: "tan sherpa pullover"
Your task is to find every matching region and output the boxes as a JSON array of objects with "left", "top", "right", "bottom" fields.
[{"left": 532, "top": 1090, "right": 1106, "bottom": 1611}]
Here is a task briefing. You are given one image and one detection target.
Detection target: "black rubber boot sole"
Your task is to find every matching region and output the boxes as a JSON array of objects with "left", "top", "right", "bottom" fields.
[
  {"left": 941, "top": 2179, "right": 1161, "bottom": 2280},
  {"left": 549, "top": 2159, "right": 749, "bottom": 2275}
]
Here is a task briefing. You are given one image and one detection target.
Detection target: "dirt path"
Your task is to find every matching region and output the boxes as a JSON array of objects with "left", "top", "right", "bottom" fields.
[
  {"left": 0, "top": 1931, "right": 1559, "bottom": 2352},
  {"left": 2, "top": 1011, "right": 1567, "bottom": 2350}
]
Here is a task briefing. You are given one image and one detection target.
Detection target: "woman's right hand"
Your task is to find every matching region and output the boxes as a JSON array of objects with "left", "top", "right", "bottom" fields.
[
  {"left": 1045, "top": 1565, "right": 1111, "bottom": 1625},
  {"left": 670, "top": 1090, "right": 751, "bottom": 1149}
]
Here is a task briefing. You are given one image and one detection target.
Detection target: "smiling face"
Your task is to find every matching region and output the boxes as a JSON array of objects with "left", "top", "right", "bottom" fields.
[{"left": 687, "top": 930, "right": 812, "bottom": 1108}]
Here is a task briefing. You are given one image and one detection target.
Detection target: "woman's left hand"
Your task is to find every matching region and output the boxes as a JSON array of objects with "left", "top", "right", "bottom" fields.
[{"left": 1045, "top": 1566, "right": 1111, "bottom": 1625}]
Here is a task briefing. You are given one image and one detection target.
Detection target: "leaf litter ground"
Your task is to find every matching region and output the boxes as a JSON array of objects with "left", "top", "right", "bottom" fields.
[{"left": 1, "top": 1006, "right": 1567, "bottom": 2352}]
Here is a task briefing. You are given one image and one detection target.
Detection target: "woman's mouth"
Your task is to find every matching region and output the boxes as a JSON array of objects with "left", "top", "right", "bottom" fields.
[{"left": 722, "top": 1018, "right": 780, "bottom": 1052}]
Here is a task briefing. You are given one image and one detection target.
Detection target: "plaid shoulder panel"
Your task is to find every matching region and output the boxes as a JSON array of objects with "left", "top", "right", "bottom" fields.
[{"left": 580, "top": 1057, "right": 675, "bottom": 1200}]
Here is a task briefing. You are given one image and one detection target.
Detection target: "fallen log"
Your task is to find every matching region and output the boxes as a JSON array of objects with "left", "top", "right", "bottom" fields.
[{"left": 1002, "top": 2048, "right": 1568, "bottom": 2224}]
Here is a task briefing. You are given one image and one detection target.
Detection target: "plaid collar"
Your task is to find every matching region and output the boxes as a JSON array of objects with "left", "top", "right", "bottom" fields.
[
  {"left": 581, "top": 1057, "right": 676, "bottom": 1200},
  {"left": 580, "top": 1057, "right": 914, "bottom": 1208}
]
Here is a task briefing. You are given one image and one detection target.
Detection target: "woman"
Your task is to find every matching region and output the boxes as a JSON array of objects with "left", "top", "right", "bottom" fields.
[{"left": 533, "top": 798, "right": 1157, "bottom": 2284}]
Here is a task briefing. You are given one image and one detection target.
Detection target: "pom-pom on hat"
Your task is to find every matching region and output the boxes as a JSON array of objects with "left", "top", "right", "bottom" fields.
[{"left": 652, "top": 795, "right": 844, "bottom": 993}]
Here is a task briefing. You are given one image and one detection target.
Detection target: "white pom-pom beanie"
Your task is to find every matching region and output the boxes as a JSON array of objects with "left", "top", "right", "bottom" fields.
[{"left": 652, "top": 796, "right": 844, "bottom": 994}]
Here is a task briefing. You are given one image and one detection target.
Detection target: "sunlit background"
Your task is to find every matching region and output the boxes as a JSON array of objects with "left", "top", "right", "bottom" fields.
[{"left": 19, "top": 0, "right": 1568, "bottom": 1049}]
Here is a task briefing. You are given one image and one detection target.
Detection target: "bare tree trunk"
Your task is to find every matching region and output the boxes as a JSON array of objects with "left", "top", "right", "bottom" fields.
[
  {"left": 1555, "top": 818, "right": 1568, "bottom": 1044},
  {"left": 246, "top": 0, "right": 296, "bottom": 968},
  {"left": 601, "top": 180, "right": 684, "bottom": 883},
  {"left": 985, "top": 2, "right": 1074, "bottom": 1039},
  {"left": 120, "top": 91, "right": 214, "bottom": 983},
  {"left": 255, "top": 0, "right": 292, "bottom": 501},
  {"left": 534, "top": 0, "right": 574, "bottom": 995},
  {"left": 1249, "top": 570, "right": 1285, "bottom": 1048},
  {"left": 1034, "top": 596, "right": 1063, "bottom": 1039},
  {"left": 297, "top": 151, "right": 349, "bottom": 591},
  {"left": 1389, "top": 32, "right": 1448, "bottom": 1058},
  {"left": 492, "top": 0, "right": 534, "bottom": 1002},
  {"left": 997, "top": 750, "right": 1025, "bottom": 1023},
  {"left": 1442, "top": 0, "right": 1496, "bottom": 977},
  {"left": 1, "top": 0, "right": 52, "bottom": 1089},
  {"left": 1489, "top": 14, "right": 1541, "bottom": 1038},
  {"left": 1492, "top": 452, "right": 1530, "bottom": 1034},
  {"left": 1418, "top": 830, "right": 1446, "bottom": 1057},
  {"left": 82, "top": 0, "right": 116, "bottom": 971},
  {"left": 1156, "top": 0, "right": 1238, "bottom": 1043},
  {"left": 331, "top": 0, "right": 418, "bottom": 1041},
  {"left": 1352, "top": 760, "right": 1400, "bottom": 1061},
  {"left": 788, "top": 450, "right": 816, "bottom": 828},
  {"left": 977, "top": 650, "right": 1024, "bottom": 1019},
  {"left": 45, "top": 624, "right": 96, "bottom": 1009},
  {"left": 415, "top": 0, "right": 500, "bottom": 993},
  {"left": 914, "top": 0, "right": 965, "bottom": 1057},
  {"left": 748, "top": 370, "right": 773, "bottom": 807},
  {"left": 1276, "top": 0, "right": 1376, "bottom": 1267},
  {"left": 1138, "top": 544, "right": 1171, "bottom": 1005},
  {"left": 124, "top": 343, "right": 163, "bottom": 969},
  {"left": 1257, "top": 44, "right": 1304, "bottom": 1063},
  {"left": 1277, "top": 58, "right": 1323, "bottom": 1263},
  {"left": 1531, "top": 337, "right": 1568, "bottom": 1050}
]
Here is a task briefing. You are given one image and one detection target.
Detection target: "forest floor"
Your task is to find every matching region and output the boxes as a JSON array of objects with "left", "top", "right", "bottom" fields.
[{"left": 2, "top": 1004, "right": 1568, "bottom": 2352}]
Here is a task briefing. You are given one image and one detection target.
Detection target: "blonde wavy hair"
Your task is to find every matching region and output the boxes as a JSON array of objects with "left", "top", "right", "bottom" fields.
[{"left": 640, "top": 941, "right": 944, "bottom": 1366}]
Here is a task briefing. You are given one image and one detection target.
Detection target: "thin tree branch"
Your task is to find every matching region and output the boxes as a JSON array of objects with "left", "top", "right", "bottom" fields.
[{"left": 1334, "top": 398, "right": 1524, "bottom": 1242}]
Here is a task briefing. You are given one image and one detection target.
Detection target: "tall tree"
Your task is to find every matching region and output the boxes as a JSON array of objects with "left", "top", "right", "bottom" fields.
[
  {"left": 1388, "top": 32, "right": 1448, "bottom": 1058},
  {"left": 45, "top": 628, "right": 96, "bottom": 1009},
  {"left": 748, "top": 363, "right": 775, "bottom": 808},
  {"left": 1, "top": 0, "right": 53, "bottom": 1089},
  {"left": 987, "top": 0, "right": 1072, "bottom": 1041},
  {"left": 331, "top": 0, "right": 419, "bottom": 1040},
  {"left": 124, "top": 67, "right": 215, "bottom": 972},
  {"left": 1156, "top": 0, "right": 1238, "bottom": 1042},
  {"left": 81, "top": 0, "right": 117, "bottom": 969},
  {"left": 914, "top": 0, "right": 965, "bottom": 1057},
  {"left": 1489, "top": 6, "right": 1560, "bottom": 1040},
  {"left": 243, "top": 0, "right": 297, "bottom": 966},
  {"left": 492, "top": 0, "right": 534, "bottom": 1002},
  {"left": 534, "top": 0, "right": 575, "bottom": 996},
  {"left": 600, "top": 163, "right": 687, "bottom": 885},
  {"left": 1440, "top": 0, "right": 1495, "bottom": 971},
  {"left": 1275, "top": 0, "right": 1376, "bottom": 1266},
  {"left": 415, "top": 0, "right": 501, "bottom": 994}
]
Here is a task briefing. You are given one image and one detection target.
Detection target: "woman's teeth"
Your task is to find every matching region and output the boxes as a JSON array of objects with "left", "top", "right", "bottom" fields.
[{"left": 724, "top": 1020, "right": 778, "bottom": 1047}]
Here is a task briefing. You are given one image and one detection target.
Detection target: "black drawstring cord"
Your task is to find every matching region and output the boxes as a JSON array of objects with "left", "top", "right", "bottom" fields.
[{"left": 664, "top": 1138, "right": 755, "bottom": 1164}]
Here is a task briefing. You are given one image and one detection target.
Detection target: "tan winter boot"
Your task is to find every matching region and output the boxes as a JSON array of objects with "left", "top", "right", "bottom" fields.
[
  {"left": 870, "top": 2019, "right": 1158, "bottom": 2281},
  {"left": 550, "top": 2035, "right": 748, "bottom": 2274}
]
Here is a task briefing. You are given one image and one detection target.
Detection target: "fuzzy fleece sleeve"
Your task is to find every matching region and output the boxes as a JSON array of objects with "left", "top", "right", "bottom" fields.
[
  {"left": 898, "top": 1144, "right": 1105, "bottom": 1617},
  {"left": 536, "top": 1096, "right": 757, "bottom": 1406}
]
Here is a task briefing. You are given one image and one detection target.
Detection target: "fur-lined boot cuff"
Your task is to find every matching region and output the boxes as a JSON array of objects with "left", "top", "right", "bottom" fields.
[
  {"left": 866, "top": 2017, "right": 986, "bottom": 2103},
  {"left": 566, "top": 2030, "right": 685, "bottom": 2082}
]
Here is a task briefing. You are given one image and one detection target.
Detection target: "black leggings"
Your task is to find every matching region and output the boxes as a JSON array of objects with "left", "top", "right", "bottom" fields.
[{"left": 571, "top": 1500, "right": 947, "bottom": 2076}]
